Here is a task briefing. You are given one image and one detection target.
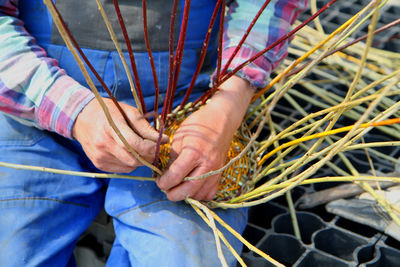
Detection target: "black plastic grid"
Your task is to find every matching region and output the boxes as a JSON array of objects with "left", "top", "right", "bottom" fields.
[
  {"left": 297, "top": 0, "right": 400, "bottom": 52},
  {"left": 242, "top": 198, "right": 400, "bottom": 266}
]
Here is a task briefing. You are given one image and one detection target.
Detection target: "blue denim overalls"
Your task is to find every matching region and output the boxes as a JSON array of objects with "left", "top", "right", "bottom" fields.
[{"left": 0, "top": 1, "right": 247, "bottom": 266}]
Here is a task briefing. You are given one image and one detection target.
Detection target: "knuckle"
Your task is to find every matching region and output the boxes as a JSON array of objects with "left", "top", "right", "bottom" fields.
[
  {"left": 93, "top": 160, "right": 107, "bottom": 171},
  {"left": 138, "top": 140, "right": 156, "bottom": 157},
  {"left": 156, "top": 178, "right": 168, "bottom": 191},
  {"left": 131, "top": 138, "right": 142, "bottom": 151},
  {"left": 92, "top": 135, "right": 105, "bottom": 148},
  {"left": 184, "top": 149, "right": 201, "bottom": 162},
  {"left": 92, "top": 152, "right": 106, "bottom": 164},
  {"left": 125, "top": 157, "right": 138, "bottom": 166}
]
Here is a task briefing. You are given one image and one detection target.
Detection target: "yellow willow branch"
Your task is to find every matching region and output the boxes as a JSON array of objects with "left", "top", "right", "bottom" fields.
[
  {"left": 311, "top": 0, "right": 325, "bottom": 34},
  {"left": 211, "top": 176, "right": 400, "bottom": 209},
  {"left": 0, "top": 161, "right": 154, "bottom": 181},
  {"left": 344, "top": 0, "right": 381, "bottom": 101},
  {"left": 245, "top": 176, "right": 400, "bottom": 194},
  {"left": 189, "top": 199, "right": 285, "bottom": 267},
  {"left": 95, "top": 0, "right": 143, "bottom": 113},
  {"left": 187, "top": 199, "right": 244, "bottom": 267},
  {"left": 258, "top": 118, "right": 400, "bottom": 166},
  {"left": 255, "top": 88, "right": 399, "bottom": 155},
  {"left": 251, "top": 5, "right": 362, "bottom": 101}
]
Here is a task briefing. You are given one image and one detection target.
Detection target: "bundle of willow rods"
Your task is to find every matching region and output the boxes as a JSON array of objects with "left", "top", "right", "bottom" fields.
[
  {"left": 195, "top": 1, "right": 400, "bottom": 265},
  {"left": 209, "top": 1, "right": 400, "bottom": 210}
]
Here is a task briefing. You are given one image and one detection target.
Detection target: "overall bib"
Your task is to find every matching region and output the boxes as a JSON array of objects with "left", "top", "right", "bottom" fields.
[{"left": 0, "top": 0, "right": 247, "bottom": 266}]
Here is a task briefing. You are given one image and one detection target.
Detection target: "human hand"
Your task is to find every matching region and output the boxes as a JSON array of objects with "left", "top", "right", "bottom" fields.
[
  {"left": 157, "top": 76, "right": 254, "bottom": 201},
  {"left": 72, "top": 98, "right": 167, "bottom": 173}
]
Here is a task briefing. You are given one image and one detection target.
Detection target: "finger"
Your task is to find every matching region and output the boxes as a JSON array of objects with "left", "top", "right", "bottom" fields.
[
  {"left": 124, "top": 107, "right": 168, "bottom": 143},
  {"left": 205, "top": 182, "right": 219, "bottom": 201},
  {"left": 105, "top": 163, "right": 136, "bottom": 174},
  {"left": 165, "top": 165, "right": 212, "bottom": 201},
  {"left": 109, "top": 122, "right": 157, "bottom": 160},
  {"left": 157, "top": 150, "right": 199, "bottom": 192},
  {"left": 107, "top": 141, "right": 144, "bottom": 166},
  {"left": 165, "top": 179, "right": 204, "bottom": 202},
  {"left": 192, "top": 175, "right": 220, "bottom": 201},
  {"left": 93, "top": 157, "right": 137, "bottom": 173}
]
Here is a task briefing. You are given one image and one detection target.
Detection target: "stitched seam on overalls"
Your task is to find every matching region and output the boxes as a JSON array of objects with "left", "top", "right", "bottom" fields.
[{"left": 0, "top": 197, "right": 90, "bottom": 208}]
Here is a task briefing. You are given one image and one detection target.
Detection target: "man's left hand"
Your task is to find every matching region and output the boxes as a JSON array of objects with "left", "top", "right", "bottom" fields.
[{"left": 157, "top": 76, "right": 254, "bottom": 201}]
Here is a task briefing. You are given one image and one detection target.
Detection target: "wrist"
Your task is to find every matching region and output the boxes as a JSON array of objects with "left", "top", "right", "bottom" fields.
[{"left": 212, "top": 76, "right": 253, "bottom": 113}]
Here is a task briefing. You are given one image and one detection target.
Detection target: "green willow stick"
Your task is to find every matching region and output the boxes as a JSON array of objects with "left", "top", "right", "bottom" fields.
[
  {"left": 256, "top": 114, "right": 351, "bottom": 181},
  {"left": 0, "top": 161, "right": 154, "bottom": 181},
  {"left": 310, "top": 0, "right": 324, "bottom": 34},
  {"left": 274, "top": 55, "right": 397, "bottom": 203},
  {"left": 288, "top": 86, "right": 400, "bottom": 139},
  {"left": 254, "top": 90, "right": 396, "bottom": 156},
  {"left": 251, "top": 113, "right": 340, "bottom": 196}
]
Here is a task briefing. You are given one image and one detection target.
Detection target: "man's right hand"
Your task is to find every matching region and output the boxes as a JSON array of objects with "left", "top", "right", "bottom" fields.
[{"left": 72, "top": 98, "right": 165, "bottom": 173}]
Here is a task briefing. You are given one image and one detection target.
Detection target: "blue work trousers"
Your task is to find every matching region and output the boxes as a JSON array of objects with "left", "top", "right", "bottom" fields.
[{"left": 0, "top": 46, "right": 248, "bottom": 266}]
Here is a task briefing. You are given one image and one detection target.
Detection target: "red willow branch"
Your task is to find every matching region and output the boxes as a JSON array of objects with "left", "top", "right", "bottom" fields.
[
  {"left": 215, "top": 0, "right": 226, "bottom": 85},
  {"left": 155, "top": 0, "right": 179, "bottom": 167},
  {"left": 179, "top": 0, "right": 224, "bottom": 109},
  {"left": 48, "top": 1, "right": 136, "bottom": 131},
  {"left": 288, "top": 18, "right": 400, "bottom": 77},
  {"left": 192, "top": 0, "right": 226, "bottom": 107},
  {"left": 216, "top": 0, "right": 338, "bottom": 87},
  {"left": 161, "top": 0, "right": 179, "bottom": 123},
  {"left": 113, "top": 0, "right": 147, "bottom": 114},
  {"left": 220, "top": 0, "right": 273, "bottom": 77},
  {"left": 169, "top": 0, "right": 192, "bottom": 115},
  {"left": 142, "top": 0, "right": 160, "bottom": 124}
]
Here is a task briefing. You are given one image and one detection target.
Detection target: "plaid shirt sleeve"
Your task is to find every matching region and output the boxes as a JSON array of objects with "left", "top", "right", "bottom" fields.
[
  {"left": 221, "top": 0, "right": 308, "bottom": 88},
  {"left": 0, "top": 0, "right": 95, "bottom": 139}
]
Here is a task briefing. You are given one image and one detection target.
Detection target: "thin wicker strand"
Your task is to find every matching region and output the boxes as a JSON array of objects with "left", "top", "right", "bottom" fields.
[{"left": 95, "top": 0, "right": 143, "bottom": 113}]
